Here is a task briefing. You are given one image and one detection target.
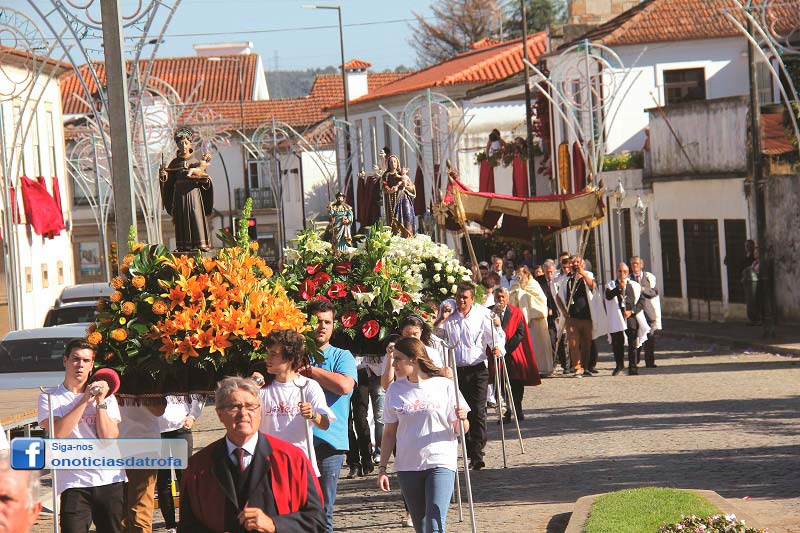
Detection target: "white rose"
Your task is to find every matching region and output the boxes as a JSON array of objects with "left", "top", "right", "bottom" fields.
[
  {"left": 433, "top": 274, "right": 441, "bottom": 282},
  {"left": 447, "top": 275, "right": 455, "bottom": 284},
  {"left": 462, "top": 274, "right": 472, "bottom": 281},
  {"left": 440, "top": 287, "right": 448, "bottom": 295},
  {"left": 434, "top": 263, "right": 442, "bottom": 271},
  {"left": 451, "top": 284, "right": 457, "bottom": 293}
]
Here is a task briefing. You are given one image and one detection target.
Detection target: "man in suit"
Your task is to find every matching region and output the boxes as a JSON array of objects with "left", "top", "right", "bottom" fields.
[
  {"left": 605, "top": 263, "right": 644, "bottom": 375},
  {"left": 493, "top": 287, "right": 539, "bottom": 423},
  {"left": 630, "top": 256, "right": 660, "bottom": 368},
  {"left": 537, "top": 260, "right": 568, "bottom": 375},
  {"left": 179, "top": 377, "right": 326, "bottom": 533}
]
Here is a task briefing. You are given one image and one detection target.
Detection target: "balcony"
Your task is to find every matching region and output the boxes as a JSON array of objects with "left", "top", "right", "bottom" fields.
[{"left": 235, "top": 187, "right": 276, "bottom": 209}]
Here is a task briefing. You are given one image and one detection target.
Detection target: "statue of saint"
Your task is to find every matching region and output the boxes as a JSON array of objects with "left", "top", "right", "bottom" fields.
[
  {"left": 159, "top": 127, "right": 214, "bottom": 252},
  {"left": 382, "top": 154, "right": 416, "bottom": 237},
  {"left": 328, "top": 191, "right": 353, "bottom": 251}
]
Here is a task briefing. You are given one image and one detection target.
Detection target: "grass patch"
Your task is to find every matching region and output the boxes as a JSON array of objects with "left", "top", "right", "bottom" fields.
[{"left": 584, "top": 487, "right": 720, "bottom": 533}]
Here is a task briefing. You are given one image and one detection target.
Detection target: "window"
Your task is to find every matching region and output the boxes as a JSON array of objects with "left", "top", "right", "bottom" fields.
[
  {"left": 42, "top": 263, "right": 49, "bottom": 289},
  {"left": 383, "top": 116, "right": 393, "bottom": 155},
  {"left": 57, "top": 260, "right": 64, "bottom": 285},
  {"left": 664, "top": 68, "right": 706, "bottom": 105},
  {"left": 25, "top": 267, "right": 32, "bottom": 293},
  {"left": 756, "top": 60, "right": 774, "bottom": 105},
  {"left": 659, "top": 219, "right": 682, "bottom": 297},
  {"left": 368, "top": 117, "right": 377, "bottom": 168},
  {"left": 622, "top": 208, "right": 633, "bottom": 263},
  {"left": 724, "top": 219, "right": 747, "bottom": 304},
  {"left": 248, "top": 160, "right": 260, "bottom": 189},
  {"left": 683, "top": 219, "right": 722, "bottom": 301}
]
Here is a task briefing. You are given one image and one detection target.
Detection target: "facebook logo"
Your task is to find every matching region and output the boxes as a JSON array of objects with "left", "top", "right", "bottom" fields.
[{"left": 11, "top": 437, "right": 45, "bottom": 470}]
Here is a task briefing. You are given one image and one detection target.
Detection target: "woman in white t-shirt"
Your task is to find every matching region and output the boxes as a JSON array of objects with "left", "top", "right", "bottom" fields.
[
  {"left": 251, "top": 329, "right": 334, "bottom": 477},
  {"left": 377, "top": 337, "right": 469, "bottom": 533}
]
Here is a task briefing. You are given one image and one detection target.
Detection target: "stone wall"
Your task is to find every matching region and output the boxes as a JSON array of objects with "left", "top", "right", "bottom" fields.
[{"left": 764, "top": 173, "right": 800, "bottom": 322}]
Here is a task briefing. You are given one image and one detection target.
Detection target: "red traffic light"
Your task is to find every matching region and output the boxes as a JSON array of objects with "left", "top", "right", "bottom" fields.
[{"left": 248, "top": 218, "right": 256, "bottom": 227}]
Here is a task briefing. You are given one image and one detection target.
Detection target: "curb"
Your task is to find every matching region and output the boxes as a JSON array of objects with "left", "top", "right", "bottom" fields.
[
  {"left": 660, "top": 330, "right": 800, "bottom": 357},
  {"left": 565, "top": 489, "right": 766, "bottom": 532}
]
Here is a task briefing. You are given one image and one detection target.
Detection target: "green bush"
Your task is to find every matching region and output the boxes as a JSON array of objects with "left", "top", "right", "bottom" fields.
[{"left": 602, "top": 151, "right": 644, "bottom": 171}]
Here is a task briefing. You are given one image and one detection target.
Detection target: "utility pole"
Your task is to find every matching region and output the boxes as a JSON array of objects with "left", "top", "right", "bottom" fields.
[
  {"left": 521, "top": 0, "right": 537, "bottom": 197},
  {"left": 100, "top": 0, "right": 137, "bottom": 249}
]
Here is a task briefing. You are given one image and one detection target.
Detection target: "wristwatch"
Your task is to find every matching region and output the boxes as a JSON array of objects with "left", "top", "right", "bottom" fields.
[{"left": 96, "top": 402, "right": 108, "bottom": 410}]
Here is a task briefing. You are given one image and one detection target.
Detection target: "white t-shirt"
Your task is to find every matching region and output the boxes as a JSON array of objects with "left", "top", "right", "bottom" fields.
[
  {"left": 381, "top": 340, "right": 447, "bottom": 375},
  {"left": 158, "top": 397, "right": 205, "bottom": 433},
  {"left": 383, "top": 376, "right": 469, "bottom": 472},
  {"left": 119, "top": 405, "right": 162, "bottom": 440},
  {"left": 258, "top": 376, "right": 334, "bottom": 477},
  {"left": 37, "top": 384, "right": 126, "bottom": 494}
]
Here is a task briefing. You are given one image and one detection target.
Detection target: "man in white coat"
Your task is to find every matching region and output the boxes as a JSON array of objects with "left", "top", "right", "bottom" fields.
[
  {"left": 604, "top": 263, "right": 650, "bottom": 376},
  {"left": 630, "top": 256, "right": 661, "bottom": 368}
]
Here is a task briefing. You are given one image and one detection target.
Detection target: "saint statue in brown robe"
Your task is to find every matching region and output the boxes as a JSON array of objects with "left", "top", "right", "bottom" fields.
[{"left": 159, "top": 127, "right": 214, "bottom": 251}]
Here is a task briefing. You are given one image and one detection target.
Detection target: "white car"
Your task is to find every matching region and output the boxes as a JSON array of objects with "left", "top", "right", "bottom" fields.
[
  {"left": 0, "top": 324, "right": 88, "bottom": 389},
  {"left": 54, "top": 282, "right": 112, "bottom": 307}
]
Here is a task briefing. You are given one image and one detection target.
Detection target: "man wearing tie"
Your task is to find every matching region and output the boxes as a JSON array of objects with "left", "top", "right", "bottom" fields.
[
  {"left": 604, "top": 263, "right": 645, "bottom": 376},
  {"left": 179, "top": 377, "right": 326, "bottom": 533},
  {"left": 630, "top": 256, "right": 661, "bottom": 368},
  {"left": 538, "top": 260, "right": 568, "bottom": 375}
]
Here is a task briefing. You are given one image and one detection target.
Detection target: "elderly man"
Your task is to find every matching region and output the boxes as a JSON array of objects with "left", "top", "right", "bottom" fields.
[
  {"left": 436, "top": 282, "right": 505, "bottom": 470},
  {"left": 630, "top": 256, "right": 661, "bottom": 368},
  {"left": 0, "top": 457, "right": 42, "bottom": 533},
  {"left": 179, "top": 377, "right": 326, "bottom": 533}
]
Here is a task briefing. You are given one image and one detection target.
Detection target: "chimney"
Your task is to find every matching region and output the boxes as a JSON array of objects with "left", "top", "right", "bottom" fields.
[
  {"left": 193, "top": 42, "right": 254, "bottom": 56},
  {"left": 567, "top": 0, "right": 641, "bottom": 25},
  {"left": 343, "top": 59, "right": 371, "bottom": 101}
]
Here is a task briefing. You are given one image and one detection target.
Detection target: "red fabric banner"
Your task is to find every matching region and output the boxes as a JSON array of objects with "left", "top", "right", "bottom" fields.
[
  {"left": 511, "top": 155, "right": 529, "bottom": 198},
  {"left": 478, "top": 159, "right": 495, "bottom": 193},
  {"left": 19, "top": 176, "right": 65, "bottom": 237},
  {"left": 52, "top": 176, "right": 64, "bottom": 218},
  {"left": 9, "top": 186, "right": 21, "bottom": 224}
]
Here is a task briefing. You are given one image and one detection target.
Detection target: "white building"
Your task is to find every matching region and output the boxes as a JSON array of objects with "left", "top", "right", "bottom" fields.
[{"left": 0, "top": 48, "right": 76, "bottom": 333}]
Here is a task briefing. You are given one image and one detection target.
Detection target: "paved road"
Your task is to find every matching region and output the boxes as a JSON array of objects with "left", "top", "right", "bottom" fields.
[{"left": 30, "top": 337, "right": 800, "bottom": 532}]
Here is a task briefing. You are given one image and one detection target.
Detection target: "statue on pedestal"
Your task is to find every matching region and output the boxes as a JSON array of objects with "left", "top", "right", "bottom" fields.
[
  {"left": 328, "top": 191, "right": 353, "bottom": 251},
  {"left": 382, "top": 154, "right": 416, "bottom": 237},
  {"left": 159, "top": 127, "right": 214, "bottom": 252}
]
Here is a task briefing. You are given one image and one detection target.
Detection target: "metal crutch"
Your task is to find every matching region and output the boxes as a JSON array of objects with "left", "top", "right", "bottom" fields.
[
  {"left": 294, "top": 379, "right": 315, "bottom": 461},
  {"left": 489, "top": 313, "right": 508, "bottom": 468},
  {"left": 443, "top": 337, "right": 478, "bottom": 533},
  {"left": 446, "top": 344, "right": 464, "bottom": 522},
  {"left": 500, "top": 353, "right": 525, "bottom": 454},
  {"left": 39, "top": 386, "right": 60, "bottom": 533}
]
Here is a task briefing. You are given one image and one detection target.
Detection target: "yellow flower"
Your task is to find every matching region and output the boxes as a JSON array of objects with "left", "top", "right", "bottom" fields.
[
  {"left": 121, "top": 301, "right": 136, "bottom": 316},
  {"left": 131, "top": 242, "right": 145, "bottom": 252},
  {"left": 110, "top": 291, "right": 123, "bottom": 303},
  {"left": 249, "top": 241, "right": 259, "bottom": 251},
  {"left": 111, "top": 328, "right": 128, "bottom": 342},
  {"left": 131, "top": 276, "right": 146, "bottom": 289},
  {"left": 123, "top": 254, "right": 135, "bottom": 266},
  {"left": 110, "top": 276, "right": 125, "bottom": 289},
  {"left": 152, "top": 300, "right": 168, "bottom": 315},
  {"left": 119, "top": 317, "right": 127, "bottom": 325},
  {"left": 86, "top": 331, "right": 102, "bottom": 345}
]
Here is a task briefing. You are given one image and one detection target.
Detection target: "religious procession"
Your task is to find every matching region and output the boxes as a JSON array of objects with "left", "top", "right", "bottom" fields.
[{"left": 1, "top": 1, "right": 798, "bottom": 533}]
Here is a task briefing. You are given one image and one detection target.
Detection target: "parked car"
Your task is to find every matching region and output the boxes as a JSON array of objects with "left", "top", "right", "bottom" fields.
[
  {"left": 54, "top": 282, "right": 112, "bottom": 307},
  {"left": 43, "top": 301, "right": 98, "bottom": 327},
  {"left": 0, "top": 324, "right": 88, "bottom": 374}
]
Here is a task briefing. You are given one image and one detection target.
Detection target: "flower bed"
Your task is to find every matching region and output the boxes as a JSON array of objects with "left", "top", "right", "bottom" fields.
[{"left": 659, "top": 514, "right": 766, "bottom": 533}]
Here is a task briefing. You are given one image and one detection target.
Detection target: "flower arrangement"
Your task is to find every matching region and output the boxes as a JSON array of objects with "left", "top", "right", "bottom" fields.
[
  {"left": 658, "top": 514, "right": 766, "bottom": 533},
  {"left": 384, "top": 233, "right": 473, "bottom": 300},
  {"left": 474, "top": 137, "right": 532, "bottom": 168},
  {"left": 277, "top": 225, "right": 428, "bottom": 354},
  {"left": 90, "top": 206, "right": 308, "bottom": 394}
]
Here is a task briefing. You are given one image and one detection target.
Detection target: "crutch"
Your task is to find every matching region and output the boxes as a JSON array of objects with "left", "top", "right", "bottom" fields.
[
  {"left": 39, "top": 386, "right": 60, "bottom": 533},
  {"left": 443, "top": 336, "right": 477, "bottom": 533},
  {"left": 489, "top": 313, "right": 508, "bottom": 468},
  {"left": 499, "top": 354, "right": 525, "bottom": 454},
  {"left": 294, "top": 379, "right": 315, "bottom": 461},
  {"left": 490, "top": 314, "right": 524, "bottom": 456},
  {"left": 446, "top": 344, "right": 464, "bottom": 523}
]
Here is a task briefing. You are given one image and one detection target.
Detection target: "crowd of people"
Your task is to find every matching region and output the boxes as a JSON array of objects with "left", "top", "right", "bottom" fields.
[{"left": 0, "top": 247, "right": 669, "bottom": 533}]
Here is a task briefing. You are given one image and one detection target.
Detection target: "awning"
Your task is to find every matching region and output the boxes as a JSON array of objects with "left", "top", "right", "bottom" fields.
[{"left": 446, "top": 178, "right": 605, "bottom": 240}]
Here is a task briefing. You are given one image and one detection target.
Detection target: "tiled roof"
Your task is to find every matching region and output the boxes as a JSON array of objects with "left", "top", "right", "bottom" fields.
[
  {"left": 563, "top": 0, "right": 800, "bottom": 49},
  {"left": 343, "top": 59, "right": 372, "bottom": 70},
  {"left": 471, "top": 38, "right": 503, "bottom": 49},
  {"left": 0, "top": 46, "right": 72, "bottom": 72},
  {"left": 338, "top": 33, "right": 548, "bottom": 107},
  {"left": 761, "top": 111, "right": 795, "bottom": 156},
  {"left": 60, "top": 54, "right": 260, "bottom": 115}
]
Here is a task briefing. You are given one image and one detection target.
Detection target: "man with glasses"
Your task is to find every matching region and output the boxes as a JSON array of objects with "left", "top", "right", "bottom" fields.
[{"left": 179, "top": 377, "right": 325, "bottom": 532}]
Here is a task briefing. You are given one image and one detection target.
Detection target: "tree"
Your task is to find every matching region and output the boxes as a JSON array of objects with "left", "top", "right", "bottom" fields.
[
  {"left": 410, "top": 0, "right": 503, "bottom": 67},
  {"left": 503, "top": 0, "right": 568, "bottom": 38}
]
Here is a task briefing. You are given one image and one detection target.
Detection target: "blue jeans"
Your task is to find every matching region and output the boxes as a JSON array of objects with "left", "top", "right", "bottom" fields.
[
  {"left": 316, "top": 442, "right": 345, "bottom": 533},
  {"left": 397, "top": 468, "right": 456, "bottom": 533}
]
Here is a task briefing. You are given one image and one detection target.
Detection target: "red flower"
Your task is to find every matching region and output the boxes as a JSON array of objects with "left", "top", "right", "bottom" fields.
[
  {"left": 299, "top": 279, "right": 316, "bottom": 300},
  {"left": 351, "top": 283, "right": 368, "bottom": 295},
  {"left": 362, "top": 320, "right": 380, "bottom": 339},
  {"left": 334, "top": 261, "right": 352, "bottom": 275},
  {"left": 397, "top": 292, "right": 410, "bottom": 303},
  {"left": 327, "top": 282, "right": 348, "bottom": 299},
  {"left": 306, "top": 264, "right": 322, "bottom": 275},
  {"left": 314, "top": 295, "right": 330, "bottom": 301},
  {"left": 391, "top": 282, "right": 402, "bottom": 291},
  {"left": 374, "top": 260, "right": 383, "bottom": 273},
  {"left": 341, "top": 311, "right": 358, "bottom": 328},
  {"left": 312, "top": 271, "right": 331, "bottom": 286}
]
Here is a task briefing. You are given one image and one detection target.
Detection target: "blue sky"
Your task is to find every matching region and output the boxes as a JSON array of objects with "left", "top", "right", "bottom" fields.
[{"left": 6, "top": 0, "right": 433, "bottom": 71}]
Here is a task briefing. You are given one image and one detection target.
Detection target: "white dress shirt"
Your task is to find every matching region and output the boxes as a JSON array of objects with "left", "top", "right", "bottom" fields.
[
  {"left": 225, "top": 432, "right": 259, "bottom": 469},
  {"left": 501, "top": 274, "right": 516, "bottom": 290},
  {"left": 440, "top": 302, "right": 506, "bottom": 367}
]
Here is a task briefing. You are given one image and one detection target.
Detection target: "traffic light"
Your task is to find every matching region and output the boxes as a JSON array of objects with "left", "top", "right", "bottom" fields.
[{"left": 247, "top": 218, "right": 258, "bottom": 241}]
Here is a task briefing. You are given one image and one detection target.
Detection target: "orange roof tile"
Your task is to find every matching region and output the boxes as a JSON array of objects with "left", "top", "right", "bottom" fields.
[
  {"left": 60, "top": 54, "right": 260, "bottom": 115},
  {"left": 471, "top": 38, "right": 503, "bottom": 49},
  {"left": 761, "top": 111, "right": 795, "bottom": 156},
  {"left": 335, "top": 33, "right": 548, "bottom": 108},
  {"left": 343, "top": 59, "right": 373, "bottom": 70},
  {"left": 564, "top": 0, "right": 799, "bottom": 48}
]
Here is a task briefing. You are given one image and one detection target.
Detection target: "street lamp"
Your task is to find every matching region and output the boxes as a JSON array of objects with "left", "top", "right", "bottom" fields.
[
  {"left": 303, "top": 4, "right": 353, "bottom": 203},
  {"left": 207, "top": 55, "right": 248, "bottom": 199},
  {"left": 635, "top": 195, "right": 647, "bottom": 227}
]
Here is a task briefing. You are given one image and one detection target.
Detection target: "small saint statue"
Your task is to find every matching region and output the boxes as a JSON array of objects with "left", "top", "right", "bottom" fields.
[
  {"left": 328, "top": 191, "right": 353, "bottom": 251},
  {"left": 159, "top": 127, "right": 214, "bottom": 252},
  {"left": 382, "top": 154, "right": 416, "bottom": 237}
]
